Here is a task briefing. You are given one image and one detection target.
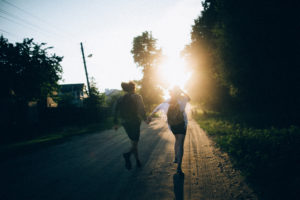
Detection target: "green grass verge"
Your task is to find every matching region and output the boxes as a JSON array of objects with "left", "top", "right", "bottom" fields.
[{"left": 194, "top": 110, "right": 300, "bottom": 200}]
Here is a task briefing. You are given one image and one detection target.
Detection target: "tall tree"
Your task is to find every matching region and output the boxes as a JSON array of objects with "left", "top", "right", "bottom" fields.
[
  {"left": 0, "top": 36, "right": 63, "bottom": 104},
  {"left": 185, "top": 0, "right": 299, "bottom": 121},
  {"left": 131, "top": 31, "right": 163, "bottom": 110},
  {"left": 182, "top": 5, "right": 231, "bottom": 111},
  {"left": 0, "top": 35, "right": 63, "bottom": 128}
]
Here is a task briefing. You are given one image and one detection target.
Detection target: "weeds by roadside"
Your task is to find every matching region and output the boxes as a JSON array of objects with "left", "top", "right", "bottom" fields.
[{"left": 194, "top": 111, "right": 300, "bottom": 200}]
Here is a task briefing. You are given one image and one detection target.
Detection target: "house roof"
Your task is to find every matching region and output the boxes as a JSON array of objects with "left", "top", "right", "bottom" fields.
[{"left": 60, "top": 84, "right": 85, "bottom": 93}]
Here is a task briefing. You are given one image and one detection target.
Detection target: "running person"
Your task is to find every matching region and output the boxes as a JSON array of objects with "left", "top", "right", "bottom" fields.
[
  {"left": 148, "top": 86, "right": 190, "bottom": 175},
  {"left": 113, "top": 81, "right": 147, "bottom": 170}
]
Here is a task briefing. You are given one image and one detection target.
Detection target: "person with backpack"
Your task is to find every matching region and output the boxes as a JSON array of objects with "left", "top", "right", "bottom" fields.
[
  {"left": 147, "top": 86, "right": 190, "bottom": 175},
  {"left": 113, "top": 81, "right": 147, "bottom": 170}
]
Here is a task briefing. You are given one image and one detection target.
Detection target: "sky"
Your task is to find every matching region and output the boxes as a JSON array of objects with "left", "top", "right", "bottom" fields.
[{"left": 0, "top": 0, "right": 202, "bottom": 91}]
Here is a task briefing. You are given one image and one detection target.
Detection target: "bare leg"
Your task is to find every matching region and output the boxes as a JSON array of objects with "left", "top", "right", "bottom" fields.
[
  {"left": 174, "top": 135, "right": 180, "bottom": 162},
  {"left": 123, "top": 140, "right": 140, "bottom": 170},
  {"left": 130, "top": 140, "right": 139, "bottom": 161},
  {"left": 175, "top": 134, "right": 185, "bottom": 171},
  {"left": 125, "top": 140, "right": 141, "bottom": 167}
]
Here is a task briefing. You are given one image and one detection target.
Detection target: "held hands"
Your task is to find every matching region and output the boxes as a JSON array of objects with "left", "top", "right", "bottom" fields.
[
  {"left": 113, "top": 125, "right": 119, "bottom": 131},
  {"left": 146, "top": 116, "right": 152, "bottom": 124}
]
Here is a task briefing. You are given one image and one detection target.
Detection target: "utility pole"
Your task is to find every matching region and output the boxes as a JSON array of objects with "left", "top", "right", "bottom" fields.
[{"left": 80, "top": 42, "right": 91, "bottom": 95}]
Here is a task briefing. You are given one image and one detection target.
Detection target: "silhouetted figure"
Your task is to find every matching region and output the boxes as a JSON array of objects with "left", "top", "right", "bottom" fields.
[
  {"left": 113, "top": 81, "right": 147, "bottom": 170},
  {"left": 173, "top": 173, "right": 184, "bottom": 200},
  {"left": 148, "top": 86, "right": 190, "bottom": 175}
]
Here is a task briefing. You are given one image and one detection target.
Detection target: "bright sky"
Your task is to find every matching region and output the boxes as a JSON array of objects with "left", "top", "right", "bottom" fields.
[{"left": 0, "top": 0, "right": 202, "bottom": 91}]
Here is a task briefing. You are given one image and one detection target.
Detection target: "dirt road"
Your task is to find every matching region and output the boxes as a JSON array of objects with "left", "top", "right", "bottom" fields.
[{"left": 0, "top": 119, "right": 256, "bottom": 200}]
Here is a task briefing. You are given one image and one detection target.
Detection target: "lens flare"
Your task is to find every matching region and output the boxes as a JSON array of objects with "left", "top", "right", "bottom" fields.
[{"left": 159, "top": 56, "right": 191, "bottom": 99}]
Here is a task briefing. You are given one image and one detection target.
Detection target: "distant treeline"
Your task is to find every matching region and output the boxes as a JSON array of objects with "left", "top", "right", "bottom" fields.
[{"left": 184, "top": 0, "right": 299, "bottom": 126}]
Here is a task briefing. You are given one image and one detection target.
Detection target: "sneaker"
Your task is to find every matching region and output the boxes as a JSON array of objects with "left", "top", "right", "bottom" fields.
[
  {"left": 136, "top": 160, "right": 142, "bottom": 168},
  {"left": 123, "top": 153, "right": 132, "bottom": 170}
]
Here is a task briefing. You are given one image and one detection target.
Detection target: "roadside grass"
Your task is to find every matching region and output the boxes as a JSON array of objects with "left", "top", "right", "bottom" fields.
[
  {"left": 0, "top": 118, "right": 114, "bottom": 159},
  {"left": 193, "top": 110, "right": 300, "bottom": 200}
]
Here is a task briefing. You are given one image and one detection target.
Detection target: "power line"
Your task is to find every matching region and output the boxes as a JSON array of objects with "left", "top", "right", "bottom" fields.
[
  {"left": 3, "top": 0, "right": 45, "bottom": 21},
  {"left": 0, "top": 0, "right": 80, "bottom": 56},
  {"left": 0, "top": 14, "right": 76, "bottom": 54},
  {"left": 0, "top": 28, "right": 11, "bottom": 34},
  {"left": 0, "top": 28, "right": 18, "bottom": 37},
  {"left": 0, "top": 25, "right": 68, "bottom": 56},
  {"left": 2, "top": 0, "right": 76, "bottom": 39},
  {"left": 0, "top": 8, "right": 75, "bottom": 40},
  {"left": 0, "top": 28, "right": 24, "bottom": 41},
  {"left": 0, "top": 14, "right": 55, "bottom": 38},
  {"left": 0, "top": 9, "right": 58, "bottom": 37}
]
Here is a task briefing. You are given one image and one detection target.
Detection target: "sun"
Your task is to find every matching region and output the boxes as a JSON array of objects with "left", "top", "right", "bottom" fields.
[{"left": 159, "top": 56, "right": 191, "bottom": 99}]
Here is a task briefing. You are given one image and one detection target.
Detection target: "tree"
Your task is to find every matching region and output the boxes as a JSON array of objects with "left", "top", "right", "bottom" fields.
[
  {"left": 0, "top": 36, "right": 63, "bottom": 104},
  {"left": 184, "top": 0, "right": 299, "bottom": 121},
  {"left": 0, "top": 36, "right": 63, "bottom": 136},
  {"left": 131, "top": 31, "right": 163, "bottom": 110},
  {"left": 84, "top": 78, "right": 106, "bottom": 109},
  {"left": 83, "top": 78, "right": 107, "bottom": 122},
  {"left": 182, "top": 8, "right": 231, "bottom": 111}
]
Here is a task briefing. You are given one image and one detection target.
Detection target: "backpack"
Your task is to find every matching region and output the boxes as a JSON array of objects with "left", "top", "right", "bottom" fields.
[
  {"left": 119, "top": 94, "right": 138, "bottom": 121},
  {"left": 167, "top": 100, "right": 184, "bottom": 126}
]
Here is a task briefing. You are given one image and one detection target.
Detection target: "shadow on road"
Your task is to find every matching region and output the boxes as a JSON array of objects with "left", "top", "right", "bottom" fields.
[{"left": 173, "top": 173, "right": 184, "bottom": 200}]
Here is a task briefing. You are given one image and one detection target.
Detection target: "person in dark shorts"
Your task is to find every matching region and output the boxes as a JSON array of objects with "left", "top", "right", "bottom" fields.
[
  {"left": 148, "top": 86, "right": 190, "bottom": 175},
  {"left": 113, "top": 81, "right": 147, "bottom": 170}
]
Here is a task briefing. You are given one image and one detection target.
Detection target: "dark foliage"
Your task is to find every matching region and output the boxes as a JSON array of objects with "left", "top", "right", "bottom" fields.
[
  {"left": 83, "top": 79, "right": 107, "bottom": 123},
  {"left": 0, "top": 37, "right": 112, "bottom": 144},
  {"left": 0, "top": 36, "right": 63, "bottom": 142},
  {"left": 195, "top": 112, "right": 300, "bottom": 200},
  {"left": 189, "top": 1, "right": 300, "bottom": 198},
  {"left": 185, "top": 0, "right": 300, "bottom": 125},
  {"left": 0, "top": 36, "right": 63, "bottom": 102}
]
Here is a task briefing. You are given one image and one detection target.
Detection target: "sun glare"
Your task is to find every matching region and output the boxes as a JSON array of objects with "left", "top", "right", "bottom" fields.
[{"left": 160, "top": 57, "right": 191, "bottom": 100}]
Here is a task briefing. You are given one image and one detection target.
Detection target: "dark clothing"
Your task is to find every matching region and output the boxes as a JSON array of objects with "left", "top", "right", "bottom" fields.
[
  {"left": 113, "top": 93, "right": 146, "bottom": 124},
  {"left": 113, "top": 92, "right": 146, "bottom": 141},
  {"left": 170, "top": 121, "right": 187, "bottom": 135},
  {"left": 123, "top": 120, "right": 141, "bottom": 141}
]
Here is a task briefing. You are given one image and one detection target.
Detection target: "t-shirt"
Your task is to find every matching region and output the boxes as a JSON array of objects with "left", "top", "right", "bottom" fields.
[{"left": 113, "top": 93, "right": 146, "bottom": 123}]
